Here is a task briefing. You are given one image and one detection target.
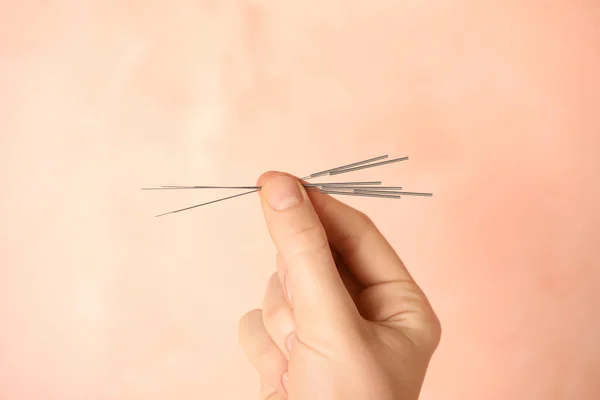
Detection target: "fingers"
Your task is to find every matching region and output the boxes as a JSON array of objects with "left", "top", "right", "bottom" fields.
[
  {"left": 306, "top": 190, "right": 439, "bottom": 338},
  {"left": 262, "top": 273, "right": 295, "bottom": 358},
  {"left": 308, "top": 191, "right": 415, "bottom": 287},
  {"left": 258, "top": 172, "right": 360, "bottom": 336},
  {"left": 260, "top": 376, "right": 286, "bottom": 400},
  {"left": 331, "top": 247, "right": 363, "bottom": 300},
  {"left": 358, "top": 279, "right": 442, "bottom": 350},
  {"left": 238, "top": 309, "right": 288, "bottom": 397}
]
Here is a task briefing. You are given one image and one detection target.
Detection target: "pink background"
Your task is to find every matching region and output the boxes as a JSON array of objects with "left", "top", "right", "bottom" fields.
[{"left": 1, "top": 1, "right": 599, "bottom": 399}]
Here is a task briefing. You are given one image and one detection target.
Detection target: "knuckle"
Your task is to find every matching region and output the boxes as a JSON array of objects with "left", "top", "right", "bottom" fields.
[
  {"left": 284, "top": 223, "right": 329, "bottom": 257},
  {"left": 238, "top": 309, "right": 269, "bottom": 353},
  {"left": 404, "top": 287, "right": 442, "bottom": 351},
  {"left": 238, "top": 309, "right": 261, "bottom": 334},
  {"left": 267, "top": 272, "right": 279, "bottom": 288},
  {"left": 355, "top": 209, "right": 376, "bottom": 229},
  {"left": 414, "top": 308, "right": 442, "bottom": 352},
  {"left": 426, "top": 312, "right": 442, "bottom": 350},
  {"left": 261, "top": 301, "right": 286, "bottom": 327}
]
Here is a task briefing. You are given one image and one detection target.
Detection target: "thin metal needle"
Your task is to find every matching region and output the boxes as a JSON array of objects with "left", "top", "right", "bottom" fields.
[
  {"left": 325, "top": 186, "right": 403, "bottom": 191},
  {"left": 142, "top": 181, "right": 382, "bottom": 191},
  {"left": 153, "top": 155, "right": 410, "bottom": 217},
  {"left": 299, "top": 155, "right": 388, "bottom": 179},
  {"left": 155, "top": 189, "right": 260, "bottom": 217},
  {"left": 143, "top": 186, "right": 260, "bottom": 190},
  {"left": 353, "top": 189, "right": 432, "bottom": 197},
  {"left": 152, "top": 182, "right": 388, "bottom": 216},
  {"left": 329, "top": 156, "right": 409, "bottom": 176},
  {"left": 154, "top": 164, "right": 332, "bottom": 216},
  {"left": 320, "top": 189, "right": 402, "bottom": 199},
  {"left": 315, "top": 181, "right": 381, "bottom": 187}
]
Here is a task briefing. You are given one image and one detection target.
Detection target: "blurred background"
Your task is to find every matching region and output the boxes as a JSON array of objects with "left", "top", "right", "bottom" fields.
[{"left": 1, "top": 1, "right": 599, "bottom": 399}]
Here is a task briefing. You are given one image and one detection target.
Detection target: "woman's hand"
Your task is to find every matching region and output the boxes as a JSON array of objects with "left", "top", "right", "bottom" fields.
[{"left": 239, "top": 172, "right": 441, "bottom": 399}]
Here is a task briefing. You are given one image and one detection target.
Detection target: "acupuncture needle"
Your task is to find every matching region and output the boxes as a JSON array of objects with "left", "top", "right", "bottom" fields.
[
  {"left": 322, "top": 186, "right": 403, "bottom": 191},
  {"left": 329, "top": 156, "right": 409, "bottom": 176},
  {"left": 153, "top": 162, "right": 338, "bottom": 216},
  {"left": 353, "top": 189, "right": 432, "bottom": 197},
  {"left": 340, "top": 186, "right": 431, "bottom": 196},
  {"left": 155, "top": 189, "right": 262, "bottom": 217},
  {"left": 317, "top": 188, "right": 432, "bottom": 197},
  {"left": 153, "top": 182, "right": 360, "bottom": 217},
  {"left": 141, "top": 181, "right": 383, "bottom": 191},
  {"left": 320, "top": 189, "right": 402, "bottom": 199},
  {"left": 152, "top": 155, "right": 409, "bottom": 217},
  {"left": 148, "top": 153, "right": 396, "bottom": 193},
  {"left": 300, "top": 154, "right": 388, "bottom": 180}
]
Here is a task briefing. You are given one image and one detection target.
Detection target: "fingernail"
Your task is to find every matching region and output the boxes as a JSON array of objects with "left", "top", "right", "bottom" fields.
[
  {"left": 286, "top": 332, "right": 295, "bottom": 353},
  {"left": 265, "top": 175, "right": 303, "bottom": 211}
]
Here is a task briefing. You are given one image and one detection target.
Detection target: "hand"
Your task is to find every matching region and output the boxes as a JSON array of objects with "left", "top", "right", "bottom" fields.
[{"left": 238, "top": 172, "right": 441, "bottom": 400}]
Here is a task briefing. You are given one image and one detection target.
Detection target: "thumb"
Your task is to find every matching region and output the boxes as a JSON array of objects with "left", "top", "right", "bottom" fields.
[{"left": 258, "top": 172, "right": 361, "bottom": 339}]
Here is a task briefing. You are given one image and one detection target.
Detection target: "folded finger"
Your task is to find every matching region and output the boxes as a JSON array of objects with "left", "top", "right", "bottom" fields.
[
  {"left": 307, "top": 191, "right": 440, "bottom": 339},
  {"left": 260, "top": 375, "right": 287, "bottom": 400},
  {"left": 238, "top": 309, "right": 288, "bottom": 396},
  {"left": 263, "top": 272, "right": 295, "bottom": 359},
  {"left": 308, "top": 191, "right": 415, "bottom": 287}
]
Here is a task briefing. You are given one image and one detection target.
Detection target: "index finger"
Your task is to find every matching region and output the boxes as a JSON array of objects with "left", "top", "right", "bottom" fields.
[
  {"left": 308, "top": 192, "right": 417, "bottom": 287},
  {"left": 307, "top": 191, "right": 440, "bottom": 339}
]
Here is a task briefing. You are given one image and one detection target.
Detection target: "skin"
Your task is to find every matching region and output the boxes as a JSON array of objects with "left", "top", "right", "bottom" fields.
[
  {"left": 1, "top": 1, "right": 599, "bottom": 399},
  {"left": 239, "top": 172, "right": 441, "bottom": 399}
]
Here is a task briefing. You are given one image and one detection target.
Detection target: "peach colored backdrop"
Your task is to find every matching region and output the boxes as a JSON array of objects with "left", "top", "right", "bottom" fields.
[{"left": 1, "top": 1, "right": 599, "bottom": 399}]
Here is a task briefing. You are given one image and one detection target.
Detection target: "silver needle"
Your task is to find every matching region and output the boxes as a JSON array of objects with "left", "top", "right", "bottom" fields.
[
  {"left": 324, "top": 186, "right": 403, "bottom": 191},
  {"left": 299, "top": 155, "right": 388, "bottom": 179},
  {"left": 320, "top": 189, "right": 402, "bottom": 199},
  {"left": 142, "top": 181, "right": 382, "bottom": 191},
  {"left": 153, "top": 163, "right": 333, "bottom": 216},
  {"left": 353, "top": 189, "right": 432, "bottom": 196},
  {"left": 329, "top": 156, "right": 409, "bottom": 176},
  {"left": 152, "top": 155, "right": 421, "bottom": 217},
  {"left": 155, "top": 189, "right": 260, "bottom": 217},
  {"left": 143, "top": 186, "right": 260, "bottom": 190}
]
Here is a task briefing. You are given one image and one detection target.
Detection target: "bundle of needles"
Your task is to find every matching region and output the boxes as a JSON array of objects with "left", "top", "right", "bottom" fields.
[{"left": 143, "top": 155, "right": 432, "bottom": 217}]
